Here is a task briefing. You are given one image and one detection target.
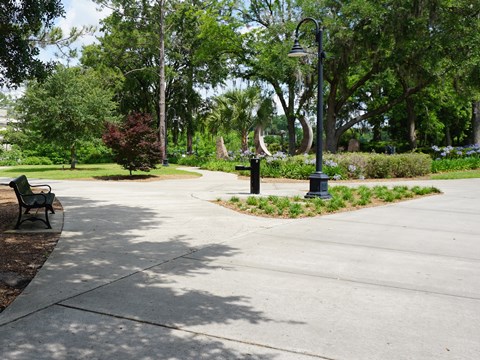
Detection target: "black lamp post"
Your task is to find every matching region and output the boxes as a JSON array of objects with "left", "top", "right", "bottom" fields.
[{"left": 288, "top": 17, "right": 331, "bottom": 199}]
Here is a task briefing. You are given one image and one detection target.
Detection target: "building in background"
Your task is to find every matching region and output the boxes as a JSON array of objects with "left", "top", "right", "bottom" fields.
[{"left": 0, "top": 107, "right": 12, "bottom": 150}]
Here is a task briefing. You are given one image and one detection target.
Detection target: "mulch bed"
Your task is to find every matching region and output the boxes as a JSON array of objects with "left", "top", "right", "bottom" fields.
[{"left": 0, "top": 186, "right": 62, "bottom": 313}]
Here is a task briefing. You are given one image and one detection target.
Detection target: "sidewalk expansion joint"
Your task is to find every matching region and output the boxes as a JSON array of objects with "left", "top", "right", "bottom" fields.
[
  {"left": 56, "top": 303, "right": 336, "bottom": 360},
  {"left": 324, "top": 217, "right": 479, "bottom": 236},
  {"left": 0, "top": 249, "right": 199, "bottom": 327},
  {"left": 182, "top": 256, "right": 480, "bottom": 302},
  {"left": 262, "top": 232, "right": 480, "bottom": 263}
]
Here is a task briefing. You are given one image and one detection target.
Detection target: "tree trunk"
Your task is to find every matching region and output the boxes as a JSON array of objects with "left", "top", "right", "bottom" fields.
[
  {"left": 70, "top": 143, "right": 76, "bottom": 170},
  {"left": 158, "top": 0, "right": 166, "bottom": 162},
  {"left": 241, "top": 130, "right": 248, "bottom": 152},
  {"left": 406, "top": 97, "right": 417, "bottom": 150},
  {"left": 187, "top": 129, "right": 193, "bottom": 154},
  {"left": 325, "top": 101, "right": 337, "bottom": 152},
  {"left": 287, "top": 114, "right": 296, "bottom": 155},
  {"left": 445, "top": 126, "right": 452, "bottom": 146},
  {"left": 473, "top": 101, "right": 480, "bottom": 145}
]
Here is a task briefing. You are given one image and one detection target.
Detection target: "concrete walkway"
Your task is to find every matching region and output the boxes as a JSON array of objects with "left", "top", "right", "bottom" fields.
[{"left": 0, "top": 170, "right": 479, "bottom": 360}]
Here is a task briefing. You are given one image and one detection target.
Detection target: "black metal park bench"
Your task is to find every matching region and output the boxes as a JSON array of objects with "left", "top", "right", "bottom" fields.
[{"left": 9, "top": 175, "right": 56, "bottom": 229}]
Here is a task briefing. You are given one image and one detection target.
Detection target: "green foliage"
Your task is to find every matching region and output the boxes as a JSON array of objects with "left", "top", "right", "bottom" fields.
[
  {"left": 431, "top": 158, "right": 480, "bottom": 173},
  {"left": 0, "top": 1, "right": 64, "bottom": 87},
  {"left": 176, "top": 152, "right": 432, "bottom": 180},
  {"left": 288, "top": 202, "right": 304, "bottom": 218},
  {"left": 208, "top": 87, "right": 275, "bottom": 151},
  {"left": 0, "top": 148, "right": 23, "bottom": 166},
  {"left": 22, "top": 156, "right": 54, "bottom": 166},
  {"left": 246, "top": 196, "right": 258, "bottom": 206},
  {"left": 14, "top": 65, "right": 118, "bottom": 168},
  {"left": 220, "top": 185, "right": 441, "bottom": 218},
  {"left": 77, "top": 140, "right": 114, "bottom": 164},
  {"left": 103, "top": 113, "right": 162, "bottom": 175},
  {"left": 430, "top": 170, "right": 480, "bottom": 180},
  {"left": 364, "top": 154, "right": 432, "bottom": 178},
  {"left": 236, "top": 0, "right": 480, "bottom": 152}
]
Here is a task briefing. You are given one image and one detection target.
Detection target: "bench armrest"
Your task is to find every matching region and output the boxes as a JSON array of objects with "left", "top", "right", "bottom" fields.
[{"left": 30, "top": 184, "right": 52, "bottom": 193}]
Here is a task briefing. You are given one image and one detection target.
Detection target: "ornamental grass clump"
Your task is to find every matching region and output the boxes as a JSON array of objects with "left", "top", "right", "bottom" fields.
[
  {"left": 288, "top": 202, "right": 304, "bottom": 218},
  {"left": 222, "top": 185, "right": 440, "bottom": 218},
  {"left": 355, "top": 186, "right": 373, "bottom": 206}
]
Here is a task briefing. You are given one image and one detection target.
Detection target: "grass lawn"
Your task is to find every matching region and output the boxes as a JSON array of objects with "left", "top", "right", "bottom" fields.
[
  {"left": 0, "top": 163, "right": 201, "bottom": 180},
  {"left": 430, "top": 169, "right": 480, "bottom": 180}
]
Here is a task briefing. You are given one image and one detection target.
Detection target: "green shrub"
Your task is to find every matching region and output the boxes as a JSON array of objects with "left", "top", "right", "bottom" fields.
[
  {"left": 364, "top": 153, "right": 431, "bottom": 178},
  {"left": 176, "top": 151, "right": 433, "bottom": 180},
  {"left": 0, "top": 148, "right": 22, "bottom": 166},
  {"left": 431, "top": 157, "right": 480, "bottom": 173},
  {"left": 176, "top": 155, "right": 210, "bottom": 167},
  {"left": 78, "top": 142, "right": 114, "bottom": 164},
  {"left": 391, "top": 154, "right": 431, "bottom": 177},
  {"left": 22, "top": 156, "right": 53, "bottom": 165},
  {"left": 365, "top": 155, "right": 394, "bottom": 178}
]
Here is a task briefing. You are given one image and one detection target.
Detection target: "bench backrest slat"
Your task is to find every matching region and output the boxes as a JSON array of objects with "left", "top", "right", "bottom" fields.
[{"left": 9, "top": 175, "right": 34, "bottom": 200}]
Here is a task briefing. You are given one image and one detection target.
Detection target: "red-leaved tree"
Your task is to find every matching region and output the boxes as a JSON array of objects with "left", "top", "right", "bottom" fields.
[{"left": 103, "top": 113, "right": 162, "bottom": 175}]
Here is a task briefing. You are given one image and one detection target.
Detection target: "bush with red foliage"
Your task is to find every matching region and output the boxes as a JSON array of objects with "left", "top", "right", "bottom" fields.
[{"left": 103, "top": 113, "right": 162, "bottom": 175}]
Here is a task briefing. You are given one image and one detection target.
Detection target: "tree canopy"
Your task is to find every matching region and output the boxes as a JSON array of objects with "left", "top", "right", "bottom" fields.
[
  {"left": 14, "top": 66, "right": 118, "bottom": 168},
  {"left": 0, "top": 0, "right": 64, "bottom": 87},
  {"left": 9, "top": 0, "right": 480, "bottom": 158}
]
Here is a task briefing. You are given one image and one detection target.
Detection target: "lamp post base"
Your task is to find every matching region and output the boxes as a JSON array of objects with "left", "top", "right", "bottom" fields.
[{"left": 305, "top": 172, "right": 331, "bottom": 199}]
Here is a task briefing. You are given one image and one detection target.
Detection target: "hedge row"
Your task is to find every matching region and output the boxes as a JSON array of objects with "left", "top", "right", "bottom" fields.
[{"left": 177, "top": 152, "right": 433, "bottom": 180}]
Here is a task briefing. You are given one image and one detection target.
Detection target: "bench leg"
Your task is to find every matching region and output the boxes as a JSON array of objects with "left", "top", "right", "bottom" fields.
[
  {"left": 14, "top": 204, "right": 23, "bottom": 229},
  {"left": 15, "top": 205, "right": 52, "bottom": 230},
  {"left": 44, "top": 207, "right": 52, "bottom": 229}
]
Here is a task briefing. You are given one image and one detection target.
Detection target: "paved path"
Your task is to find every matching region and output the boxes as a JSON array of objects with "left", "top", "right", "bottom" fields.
[{"left": 1, "top": 170, "right": 479, "bottom": 359}]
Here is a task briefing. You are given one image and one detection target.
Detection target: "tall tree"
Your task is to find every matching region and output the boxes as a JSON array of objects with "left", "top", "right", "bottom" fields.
[
  {"left": 166, "top": 0, "right": 241, "bottom": 153},
  {"left": 15, "top": 66, "right": 118, "bottom": 168},
  {"left": 302, "top": 0, "right": 480, "bottom": 151},
  {"left": 86, "top": 0, "right": 239, "bottom": 155},
  {"left": 90, "top": 0, "right": 167, "bottom": 161},
  {"left": 0, "top": 0, "right": 64, "bottom": 87},
  {"left": 236, "top": 0, "right": 480, "bottom": 152},
  {"left": 236, "top": 0, "right": 314, "bottom": 155}
]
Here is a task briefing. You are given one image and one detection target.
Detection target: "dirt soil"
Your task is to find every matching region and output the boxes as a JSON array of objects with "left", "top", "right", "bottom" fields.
[{"left": 0, "top": 186, "right": 62, "bottom": 313}]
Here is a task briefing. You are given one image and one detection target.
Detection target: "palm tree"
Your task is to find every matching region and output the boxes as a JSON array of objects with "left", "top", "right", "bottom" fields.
[{"left": 209, "top": 87, "right": 274, "bottom": 152}]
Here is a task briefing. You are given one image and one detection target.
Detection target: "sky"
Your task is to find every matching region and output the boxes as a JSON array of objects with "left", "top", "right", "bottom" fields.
[
  {"left": 2, "top": 1, "right": 108, "bottom": 97},
  {"left": 38, "top": 0, "right": 112, "bottom": 64}
]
